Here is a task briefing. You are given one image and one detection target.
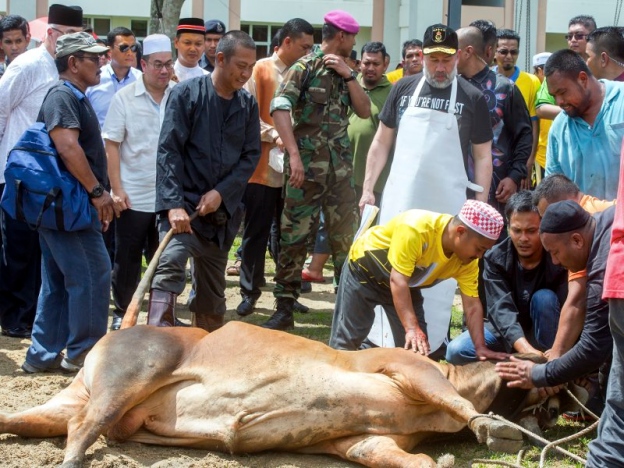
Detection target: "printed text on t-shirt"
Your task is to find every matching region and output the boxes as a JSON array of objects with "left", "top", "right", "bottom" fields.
[{"left": 398, "top": 95, "right": 465, "bottom": 114}]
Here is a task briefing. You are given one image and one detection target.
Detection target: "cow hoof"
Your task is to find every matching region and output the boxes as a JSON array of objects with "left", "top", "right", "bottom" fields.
[
  {"left": 59, "top": 458, "right": 83, "bottom": 468},
  {"left": 487, "top": 435, "right": 524, "bottom": 454}
]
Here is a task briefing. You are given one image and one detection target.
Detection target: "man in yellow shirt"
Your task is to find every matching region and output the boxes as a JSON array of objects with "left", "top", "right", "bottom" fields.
[
  {"left": 385, "top": 39, "right": 422, "bottom": 83},
  {"left": 329, "top": 200, "right": 507, "bottom": 361}
]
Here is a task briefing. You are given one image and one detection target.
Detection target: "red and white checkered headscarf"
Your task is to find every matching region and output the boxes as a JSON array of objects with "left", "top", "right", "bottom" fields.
[{"left": 458, "top": 200, "right": 503, "bottom": 240}]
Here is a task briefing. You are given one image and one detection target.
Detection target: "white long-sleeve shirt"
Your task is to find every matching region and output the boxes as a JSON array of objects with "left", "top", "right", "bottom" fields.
[{"left": 0, "top": 45, "right": 58, "bottom": 184}]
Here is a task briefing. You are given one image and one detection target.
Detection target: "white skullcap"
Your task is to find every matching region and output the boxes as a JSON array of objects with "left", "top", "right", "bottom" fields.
[
  {"left": 143, "top": 34, "right": 171, "bottom": 55},
  {"left": 532, "top": 52, "right": 552, "bottom": 68}
]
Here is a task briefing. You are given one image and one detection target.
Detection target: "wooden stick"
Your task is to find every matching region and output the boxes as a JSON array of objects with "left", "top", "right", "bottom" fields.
[{"left": 120, "top": 211, "right": 198, "bottom": 329}]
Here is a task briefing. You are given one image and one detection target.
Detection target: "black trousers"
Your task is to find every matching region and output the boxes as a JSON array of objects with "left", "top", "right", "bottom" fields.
[
  {"left": 0, "top": 183, "right": 41, "bottom": 330},
  {"left": 111, "top": 209, "right": 158, "bottom": 318},
  {"left": 240, "top": 183, "right": 283, "bottom": 299}
]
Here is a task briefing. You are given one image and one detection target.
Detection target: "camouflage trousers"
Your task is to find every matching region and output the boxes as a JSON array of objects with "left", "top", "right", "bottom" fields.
[{"left": 274, "top": 173, "right": 357, "bottom": 300}]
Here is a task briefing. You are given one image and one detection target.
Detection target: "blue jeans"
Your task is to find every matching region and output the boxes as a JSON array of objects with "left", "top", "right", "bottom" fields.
[
  {"left": 445, "top": 289, "right": 561, "bottom": 364},
  {"left": 25, "top": 208, "right": 110, "bottom": 369}
]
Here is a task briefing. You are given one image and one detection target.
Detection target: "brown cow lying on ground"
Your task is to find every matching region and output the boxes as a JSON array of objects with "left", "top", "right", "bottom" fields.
[{"left": 0, "top": 322, "right": 580, "bottom": 467}]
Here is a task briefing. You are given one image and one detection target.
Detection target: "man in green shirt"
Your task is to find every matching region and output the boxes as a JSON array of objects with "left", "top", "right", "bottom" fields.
[{"left": 349, "top": 41, "right": 393, "bottom": 202}]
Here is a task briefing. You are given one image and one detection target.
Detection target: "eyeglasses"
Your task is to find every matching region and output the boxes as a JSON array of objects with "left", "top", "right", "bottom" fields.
[
  {"left": 497, "top": 49, "right": 519, "bottom": 56},
  {"left": 50, "top": 26, "right": 81, "bottom": 36},
  {"left": 115, "top": 44, "right": 139, "bottom": 53},
  {"left": 565, "top": 33, "right": 588, "bottom": 41},
  {"left": 147, "top": 61, "right": 174, "bottom": 71},
  {"left": 74, "top": 55, "right": 100, "bottom": 64}
]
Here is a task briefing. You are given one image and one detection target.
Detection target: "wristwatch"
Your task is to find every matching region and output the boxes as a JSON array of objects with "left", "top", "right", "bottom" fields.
[
  {"left": 88, "top": 183, "right": 104, "bottom": 199},
  {"left": 343, "top": 71, "right": 357, "bottom": 83}
]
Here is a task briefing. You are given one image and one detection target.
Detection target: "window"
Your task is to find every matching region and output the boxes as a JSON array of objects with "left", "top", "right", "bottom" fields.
[
  {"left": 242, "top": 23, "right": 320, "bottom": 60},
  {"left": 92, "top": 18, "right": 110, "bottom": 37},
  {"left": 131, "top": 20, "right": 148, "bottom": 39}
]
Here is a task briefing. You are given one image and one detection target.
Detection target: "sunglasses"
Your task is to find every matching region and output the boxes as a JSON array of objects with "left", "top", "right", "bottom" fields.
[
  {"left": 497, "top": 49, "right": 519, "bottom": 56},
  {"left": 116, "top": 44, "right": 139, "bottom": 53},
  {"left": 565, "top": 33, "right": 588, "bottom": 41}
]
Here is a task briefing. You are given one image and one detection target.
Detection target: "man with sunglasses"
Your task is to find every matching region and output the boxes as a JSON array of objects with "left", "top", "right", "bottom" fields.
[
  {"left": 103, "top": 34, "right": 177, "bottom": 331},
  {"left": 86, "top": 27, "right": 142, "bottom": 129},
  {"left": 0, "top": 4, "right": 83, "bottom": 341},
  {"left": 494, "top": 29, "right": 541, "bottom": 190}
]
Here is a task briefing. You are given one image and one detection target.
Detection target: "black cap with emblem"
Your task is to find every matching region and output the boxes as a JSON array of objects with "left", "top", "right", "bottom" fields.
[{"left": 422, "top": 23, "right": 458, "bottom": 55}]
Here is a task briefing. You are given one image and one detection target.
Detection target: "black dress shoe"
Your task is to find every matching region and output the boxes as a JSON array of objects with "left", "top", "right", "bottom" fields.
[
  {"left": 175, "top": 318, "right": 191, "bottom": 327},
  {"left": 1, "top": 327, "right": 32, "bottom": 338},
  {"left": 110, "top": 317, "right": 122, "bottom": 331},
  {"left": 236, "top": 296, "right": 257, "bottom": 317},
  {"left": 300, "top": 281, "right": 312, "bottom": 294}
]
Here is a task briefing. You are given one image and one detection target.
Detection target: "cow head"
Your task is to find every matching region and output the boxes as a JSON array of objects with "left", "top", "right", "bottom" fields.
[{"left": 505, "top": 354, "right": 589, "bottom": 438}]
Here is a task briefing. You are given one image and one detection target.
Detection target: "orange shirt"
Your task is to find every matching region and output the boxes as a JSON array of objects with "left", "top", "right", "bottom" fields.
[
  {"left": 243, "top": 53, "right": 287, "bottom": 188},
  {"left": 569, "top": 194, "right": 616, "bottom": 281}
]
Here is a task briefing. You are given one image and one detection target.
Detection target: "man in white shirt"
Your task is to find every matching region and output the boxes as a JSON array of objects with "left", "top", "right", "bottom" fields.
[
  {"left": 0, "top": 4, "right": 83, "bottom": 339},
  {"left": 103, "top": 34, "right": 177, "bottom": 331},
  {"left": 174, "top": 18, "right": 210, "bottom": 82},
  {"left": 86, "top": 27, "right": 142, "bottom": 129}
]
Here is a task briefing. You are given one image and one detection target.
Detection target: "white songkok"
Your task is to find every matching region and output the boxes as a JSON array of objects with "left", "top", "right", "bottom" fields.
[{"left": 143, "top": 34, "right": 171, "bottom": 55}]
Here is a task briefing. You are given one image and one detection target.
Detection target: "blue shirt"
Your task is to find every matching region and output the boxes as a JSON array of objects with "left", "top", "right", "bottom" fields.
[
  {"left": 86, "top": 64, "right": 142, "bottom": 129},
  {"left": 546, "top": 80, "right": 624, "bottom": 200}
]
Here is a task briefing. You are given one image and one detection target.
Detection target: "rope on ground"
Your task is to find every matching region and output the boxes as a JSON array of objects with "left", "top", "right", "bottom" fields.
[
  {"left": 536, "top": 386, "right": 601, "bottom": 467},
  {"left": 471, "top": 459, "right": 523, "bottom": 468},
  {"left": 468, "top": 412, "right": 587, "bottom": 466}
]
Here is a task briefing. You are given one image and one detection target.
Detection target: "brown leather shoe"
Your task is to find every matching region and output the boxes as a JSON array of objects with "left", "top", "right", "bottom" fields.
[
  {"left": 146, "top": 289, "right": 177, "bottom": 327},
  {"left": 194, "top": 313, "right": 224, "bottom": 332}
]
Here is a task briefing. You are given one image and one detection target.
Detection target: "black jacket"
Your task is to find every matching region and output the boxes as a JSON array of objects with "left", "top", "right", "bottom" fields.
[
  {"left": 156, "top": 75, "right": 260, "bottom": 249},
  {"left": 484, "top": 236, "right": 568, "bottom": 353}
]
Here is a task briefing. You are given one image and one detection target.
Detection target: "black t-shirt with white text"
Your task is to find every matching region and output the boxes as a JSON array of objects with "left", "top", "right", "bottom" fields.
[{"left": 379, "top": 73, "right": 493, "bottom": 177}]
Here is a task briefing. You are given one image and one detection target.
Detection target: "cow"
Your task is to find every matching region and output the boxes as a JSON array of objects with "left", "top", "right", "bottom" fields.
[{"left": 0, "top": 322, "right": 582, "bottom": 468}]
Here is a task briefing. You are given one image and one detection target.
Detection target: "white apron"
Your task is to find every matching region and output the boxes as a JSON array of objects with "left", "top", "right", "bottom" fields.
[{"left": 368, "top": 76, "right": 476, "bottom": 353}]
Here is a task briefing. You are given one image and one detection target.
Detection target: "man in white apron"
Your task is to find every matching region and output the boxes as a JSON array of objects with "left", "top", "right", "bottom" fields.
[{"left": 360, "top": 24, "right": 494, "bottom": 354}]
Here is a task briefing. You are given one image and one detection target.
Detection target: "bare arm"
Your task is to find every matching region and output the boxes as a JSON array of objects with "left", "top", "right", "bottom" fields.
[
  {"left": 535, "top": 104, "right": 561, "bottom": 120},
  {"left": 521, "top": 120, "right": 539, "bottom": 190},
  {"left": 272, "top": 109, "right": 304, "bottom": 188},
  {"left": 471, "top": 140, "right": 493, "bottom": 203},
  {"left": 105, "top": 139, "right": 129, "bottom": 212},
  {"left": 462, "top": 293, "right": 508, "bottom": 361},
  {"left": 390, "top": 268, "right": 429, "bottom": 355},
  {"left": 547, "top": 277, "right": 587, "bottom": 360},
  {"left": 359, "top": 122, "right": 395, "bottom": 210}
]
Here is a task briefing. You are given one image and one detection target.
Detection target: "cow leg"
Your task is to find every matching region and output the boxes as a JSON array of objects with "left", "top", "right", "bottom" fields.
[
  {"left": 0, "top": 376, "right": 87, "bottom": 438},
  {"left": 386, "top": 362, "right": 523, "bottom": 453},
  {"left": 302, "top": 434, "right": 436, "bottom": 468}
]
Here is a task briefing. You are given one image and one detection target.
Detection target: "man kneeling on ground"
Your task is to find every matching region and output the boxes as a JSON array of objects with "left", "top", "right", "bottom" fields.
[
  {"left": 446, "top": 191, "right": 568, "bottom": 364},
  {"left": 329, "top": 199, "right": 507, "bottom": 362}
]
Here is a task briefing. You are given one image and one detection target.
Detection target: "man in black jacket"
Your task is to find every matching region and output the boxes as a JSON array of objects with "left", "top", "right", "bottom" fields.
[
  {"left": 149, "top": 31, "right": 260, "bottom": 331},
  {"left": 446, "top": 191, "right": 567, "bottom": 363},
  {"left": 496, "top": 200, "right": 614, "bottom": 394}
]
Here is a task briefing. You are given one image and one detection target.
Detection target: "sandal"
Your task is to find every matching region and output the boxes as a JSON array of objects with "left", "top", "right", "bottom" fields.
[
  {"left": 226, "top": 259, "right": 241, "bottom": 276},
  {"left": 301, "top": 269, "right": 325, "bottom": 283}
]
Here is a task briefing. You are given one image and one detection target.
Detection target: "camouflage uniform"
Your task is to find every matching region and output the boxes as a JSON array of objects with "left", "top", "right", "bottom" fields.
[{"left": 270, "top": 48, "right": 358, "bottom": 300}]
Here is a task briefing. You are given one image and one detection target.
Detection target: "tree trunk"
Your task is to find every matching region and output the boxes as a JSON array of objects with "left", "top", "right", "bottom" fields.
[{"left": 149, "top": 0, "right": 186, "bottom": 39}]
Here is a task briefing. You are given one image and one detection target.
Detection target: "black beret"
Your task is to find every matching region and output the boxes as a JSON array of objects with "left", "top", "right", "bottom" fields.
[{"left": 540, "top": 200, "right": 590, "bottom": 234}]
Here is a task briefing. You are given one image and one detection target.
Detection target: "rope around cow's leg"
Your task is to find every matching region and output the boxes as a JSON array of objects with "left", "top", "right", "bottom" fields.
[{"left": 468, "top": 413, "right": 587, "bottom": 465}]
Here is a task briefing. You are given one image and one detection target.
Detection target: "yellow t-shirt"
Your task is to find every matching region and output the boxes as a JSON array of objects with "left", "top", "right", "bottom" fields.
[
  {"left": 350, "top": 210, "right": 479, "bottom": 296},
  {"left": 386, "top": 68, "right": 403, "bottom": 84},
  {"left": 514, "top": 70, "right": 541, "bottom": 120}
]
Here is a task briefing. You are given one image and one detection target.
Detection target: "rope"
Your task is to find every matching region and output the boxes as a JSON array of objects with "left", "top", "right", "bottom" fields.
[
  {"left": 467, "top": 411, "right": 590, "bottom": 466},
  {"left": 616, "top": 0, "right": 624, "bottom": 26},
  {"left": 525, "top": 0, "right": 531, "bottom": 71}
]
